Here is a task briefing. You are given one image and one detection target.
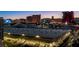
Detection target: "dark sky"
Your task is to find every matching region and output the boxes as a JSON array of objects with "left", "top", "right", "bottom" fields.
[{"left": 0, "top": 11, "right": 79, "bottom": 19}]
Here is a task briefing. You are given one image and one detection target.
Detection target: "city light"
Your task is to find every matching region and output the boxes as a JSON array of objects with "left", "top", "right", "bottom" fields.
[
  {"left": 65, "top": 22, "right": 68, "bottom": 25},
  {"left": 3, "top": 11, "right": 79, "bottom": 47},
  {"left": 8, "top": 33, "right": 11, "bottom": 35},
  {"left": 35, "top": 35, "right": 40, "bottom": 38},
  {"left": 4, "top": 19, "right": 12, "bottom": 24},
  {"left": 21, "top": 34, "right": 25, "bottom": 36}
]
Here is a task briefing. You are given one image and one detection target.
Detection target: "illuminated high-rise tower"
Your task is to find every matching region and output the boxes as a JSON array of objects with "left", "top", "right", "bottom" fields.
[{"left": 62, "top": 11, "right": 74, "bottom": 24}]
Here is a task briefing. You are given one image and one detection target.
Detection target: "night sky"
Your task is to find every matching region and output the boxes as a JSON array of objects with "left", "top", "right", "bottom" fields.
[{"left": 0, "top": 11, "right": 79, "bottom": 20}]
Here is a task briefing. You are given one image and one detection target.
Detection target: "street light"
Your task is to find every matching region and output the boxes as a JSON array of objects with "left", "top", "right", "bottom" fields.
[
  {"left": 21, "top": 34, "right": 25, "bottom": 36},
  {"left": 35, "top": 35, "right": 40, "bottom": 38},
  {"left": 8, "top": 33, "right": 11, "bottom": 35},
  {"left": 65, "top": 22, "right": 68, "bottom": 25}
]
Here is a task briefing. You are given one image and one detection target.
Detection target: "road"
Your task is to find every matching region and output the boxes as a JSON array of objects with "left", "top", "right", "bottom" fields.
[{"left": 59, "top": 30, "right": 79, "bottom": 47}]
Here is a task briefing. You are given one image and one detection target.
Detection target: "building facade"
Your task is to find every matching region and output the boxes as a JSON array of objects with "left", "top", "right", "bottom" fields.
[
  {"left": 26, "top": 15, "right": 41, "bottom": 24},
  {"left": 62, "top": 11, "right": 74, "bottom": 24}
]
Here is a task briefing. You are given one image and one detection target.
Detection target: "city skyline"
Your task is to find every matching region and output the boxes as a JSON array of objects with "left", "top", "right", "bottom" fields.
[{"left": 0, "top": 11, "right": 79, "bottom": 19}]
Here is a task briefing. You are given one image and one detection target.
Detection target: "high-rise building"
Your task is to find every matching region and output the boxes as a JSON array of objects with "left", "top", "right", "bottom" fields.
[
  {"left": 26, "top": 16, "right": 32, "bottom": 24},
  {"left": 12, "top": 19, "right": 20, "bottom": 24},
  {"left": 0, "top": 17, "right": 3, "bottom": 46},
  {"left": 32, "top": 15, "right": 41, "bottom": 24},
  {"left": 62, "top": 11, "right": 74, "bottom": 24},
  {"left": 19, "top": 19, "right": 26, "bottom": 24},
  {"left": 26, "top": 15, "right": 41, "bottom": 24}
]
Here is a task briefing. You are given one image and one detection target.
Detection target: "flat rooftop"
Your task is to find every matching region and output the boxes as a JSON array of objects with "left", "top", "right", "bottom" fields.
[{"left": 4, "top": 28, "right": 70, "bottom": 39}]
